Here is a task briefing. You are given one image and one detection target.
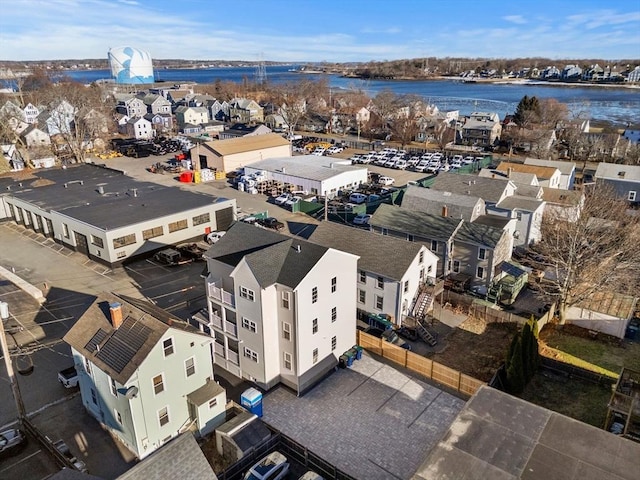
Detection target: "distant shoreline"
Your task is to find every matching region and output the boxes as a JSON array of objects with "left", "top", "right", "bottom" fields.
[{"left": 339, "top": 74, "right": 640, "bottom": 91}]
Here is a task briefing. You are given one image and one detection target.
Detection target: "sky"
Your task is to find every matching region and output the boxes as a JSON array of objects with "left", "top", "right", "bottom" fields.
[{"left": 1, "top": 0, "right": 639, "bottom": 62}]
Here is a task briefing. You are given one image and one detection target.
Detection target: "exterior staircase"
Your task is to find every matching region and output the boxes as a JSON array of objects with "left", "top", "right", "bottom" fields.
[{"left": 415, "top": 317, "right": 438, "bottom": 346}]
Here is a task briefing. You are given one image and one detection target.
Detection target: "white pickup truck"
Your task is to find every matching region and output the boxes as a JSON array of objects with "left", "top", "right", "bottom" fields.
[{"left": 58, "top": 366, "right": 79, "bottom": 388}]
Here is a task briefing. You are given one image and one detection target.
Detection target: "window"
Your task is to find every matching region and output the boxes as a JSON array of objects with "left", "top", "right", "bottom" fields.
[
  {"left": 91, "top": 388, "right": 98, "bottom": 405},
  {"left": 62, "top": 223, "right": 69, "bottom": 238},
  {"left": 312, "top": 286, "right": 318, "bottom": 304},
  {"left": 153, "top": 374, "right": 164, "bottom": 394},
  {"left": 163, "top": 338, "right": 174, "bottom": 356},
  {"left": 115, "top": 409, "right": 122, "bottom": 425},
  {"left": 113, "top": 233, "right": 136, "bottom": 249},
  {"left": 192, "top": 213, "right": 210, "bottom": 226},
  {"left": 478, "top": 248, "right": 486, "bottom": 260},
  {"left": 209, "top": 398, "right": 218, "bottom": 409},
  {"left": 375, "top": 295, "right": 384, "bottom": 310},
  {"left": 239, "top": 286, "right": 255, "bottom": 301},
  {"left": 312, "top": 318, "right": 318, "bottom": 334},
  {"left": 629, "top": 191, "right": 637, "bottom": 201},
  {"left": 376, "top": 276, "right": 384, "bottom": 289},
  {"left": 331, "top": 336, "right": 337, "bottom": 351},
  {"left": 408, "top": 234, "right": 414, "bottom": 242},
  {"left": 84, "top": 357, "right": 92, "bottom": 375},
  {"left": 419, "top": 251, "right": 424, "bottom": 263},
  {"left": 158, "top": 407, "right": 169, "bottom": 427},
  {"left": 428, "top": 264, "right": 433, "bottom": 274},
  {"left": 331, "top": 277, "right": 337, "bottom": 293},
  {"left": 243, "top": 347, "right": 258, "bottom": 363},
  {"left": 90, "top": 235, "right": 104, "bottom": 248},
  {"left": 142, "top": 226, "right": 163, "bottom": 240},
  {"left": 281, "top": 291, "right": 290, "bottom": 309},
  {"left": 185, "top": 357, "right": 195, "bottom": 377},
  {"left": 359, "top": 271, "right": 366, "bottom": 283},
  {"left": 516, "top": 211, "right": 522, "bottom": 221},
  {"left": 282, "top": 322, "right": 291, "bottom": 341},
  {"left": 477, "top": 266, "right": 485, "bottom": 279},
  {"left": 420, "top": 268, "right": 425, "bottom": 280},
  {"left": 168, "top": 219, "right": 188, "bottom": 233},
  {"left": 430, "top": 240, "right": 438, "bottom": 252},
  {"left": 453, "top": 260, "right": 460, "bottom": 273},
  {"left": 312, "top": 348, "right": 318, "bottom": 364},
  {"left": 283, "top": 352, "right": 292, "bottom": 370},
  {"left": 358, "top": 290, "right": 366, "bottom": 304},
  {"left": 242, "top": 317, "right": 257, "bottom": 333},
  {"left": 331, "top": 307, "right": 337, "bottom": 322},
  {"left": 110, "top": 377, "right": 117, "bottom": 397},
  {"left": 404, "top": 280, "right": 409, "bottom": 293}
]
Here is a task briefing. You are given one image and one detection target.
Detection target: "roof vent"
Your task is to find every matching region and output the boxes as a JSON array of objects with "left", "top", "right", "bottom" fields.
[
  {"left": 294, "top": 244, "right": 301, "bottom": 252},
  {"left": 618, "top": 171, "right": 625, "bottom": 177},
  {"left": 97, "top": 185, "right": 105, "bottom": 195}
]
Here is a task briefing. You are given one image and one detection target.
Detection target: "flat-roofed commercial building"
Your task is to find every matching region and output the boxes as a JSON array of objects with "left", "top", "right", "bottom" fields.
[{"left": 1, "top": 164, "right": 235, "bottom": 266}]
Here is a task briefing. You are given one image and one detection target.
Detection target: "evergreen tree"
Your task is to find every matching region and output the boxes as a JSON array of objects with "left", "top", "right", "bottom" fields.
[
  {"left": 514, "top": 95, "right": 541, "bottom": 128},
  {"left": 505, "top": 334, "right": 525, "bottom": 394}
]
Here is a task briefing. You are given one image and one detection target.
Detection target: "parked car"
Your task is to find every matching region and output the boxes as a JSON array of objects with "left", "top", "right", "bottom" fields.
[
  {"left": 349, "top": 193, "right": 367, "bottom": 204},
  {"left": 243, "top": 451, "right": 290, "bottom": 480},
  {"left": 274, "top": 193, "right": 291, "bottom": 206},
  {"left": 285, "top": 196, "right": 302, "bottom": 208},
  {"left": 205, "top": 231, "right": 226, "bottom": 245},
  {"left": 53, "top": 439, "right": 87, "bottom": 473},
  {"left": 353, "top": 213, "right": 372, "bottom": 225},
  {"left": 299, "top": 471, "right": 325, "bottom": 480},
  {"left": 0, "top": 429, "right": 26, "bottom": 457},
  {"left": 153, "top": 248, "right": 193, "bottom": 266},
  {"left": 378, "top": 176, "right": 395, "bottom": 186},
  {"left": 58, "top": 366, "right": 79, "bottom": 388},
  {"left": 326, "top": 146, "right": 343, "bottom": 155},
  {"left": 257, "top": 217, "right": 285, "bottom": 231},
  {"left": 177, "top": 243, "right": 207, "bottom": 261}
]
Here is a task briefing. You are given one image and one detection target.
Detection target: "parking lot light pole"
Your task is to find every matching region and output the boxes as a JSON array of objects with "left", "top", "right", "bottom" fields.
[{"left": 0, "top": 301, "right": 27, "bottom": 425}]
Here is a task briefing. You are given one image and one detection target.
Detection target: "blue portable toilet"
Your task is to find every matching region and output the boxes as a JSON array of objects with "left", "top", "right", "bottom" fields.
[{"left": 241, "top": 387, "right": 263, "bottom": 417}]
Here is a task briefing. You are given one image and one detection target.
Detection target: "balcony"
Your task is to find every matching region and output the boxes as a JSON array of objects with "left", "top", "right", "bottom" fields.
[
  {"left": 224, "top": 320, "right": 238, "bottom": 338},
  {"left": 211, "top": 313, "right": 223, "bottom": 330},
  {"left": 207, "top": 280, "right": 236, "bottom": 308},
  {"left": 213, "top": 341, "right": 225, "bottom": 358},
  {"left": 227, "top": 350, "right": 239, "bottom": 365}
]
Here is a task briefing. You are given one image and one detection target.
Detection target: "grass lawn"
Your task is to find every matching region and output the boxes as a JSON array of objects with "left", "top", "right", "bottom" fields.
[
  {"left": 520, "top": 371, "right": 612, "bottom": 428},
  {"left": 538, "top": 324, "right": 640, "bottom": 378}
]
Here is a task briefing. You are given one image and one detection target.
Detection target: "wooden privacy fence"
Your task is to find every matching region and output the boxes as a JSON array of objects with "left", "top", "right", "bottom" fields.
[{"left": 357, "top": 331, "right": 485, "bottom": 397}]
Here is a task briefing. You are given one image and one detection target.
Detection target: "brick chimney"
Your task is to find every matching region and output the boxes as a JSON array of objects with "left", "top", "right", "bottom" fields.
[
  {"left": 442, "top": 205, "right": 448, "bottom": 217},
  {"left": 109, "top": 302, "right": 123, "bottom": 329}
]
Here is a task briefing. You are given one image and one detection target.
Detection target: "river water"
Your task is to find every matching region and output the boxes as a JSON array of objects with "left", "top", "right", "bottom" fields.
[{"left": 63, "top": 65, "right": 640, "bottom": 125}]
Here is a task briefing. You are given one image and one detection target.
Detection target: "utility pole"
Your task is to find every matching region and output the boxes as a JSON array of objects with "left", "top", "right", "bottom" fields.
[{"left": 0, "top": 301, "right": 27, "bottom": 425}]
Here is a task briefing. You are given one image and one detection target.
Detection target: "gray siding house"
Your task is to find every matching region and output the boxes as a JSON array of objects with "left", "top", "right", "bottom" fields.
[{"left": 594, "top": 162, "right": 640, "bottom": 206}]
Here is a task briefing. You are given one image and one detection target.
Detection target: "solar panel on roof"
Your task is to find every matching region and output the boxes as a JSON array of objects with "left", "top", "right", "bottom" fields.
[
  {"left": 95, "top": 316, "right": 152, "bottom": 373},
  {"left": 85, "top": 328, "right": 108, "bottom": 354},
  {"left": 501, "top": 262, "right": 527, "bottom": 278}
]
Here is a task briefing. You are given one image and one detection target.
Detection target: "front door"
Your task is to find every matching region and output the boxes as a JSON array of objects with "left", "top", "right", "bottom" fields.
[{"left": 74, "top": 231, "right": 89, "bottom": 257}]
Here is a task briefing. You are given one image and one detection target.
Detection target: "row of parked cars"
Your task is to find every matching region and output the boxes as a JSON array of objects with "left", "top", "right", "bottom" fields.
[{"left": 351, "top": 148, "right": 483, "bottom": 174}]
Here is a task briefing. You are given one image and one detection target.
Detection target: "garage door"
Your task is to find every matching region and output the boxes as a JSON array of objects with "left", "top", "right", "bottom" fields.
[
  {"left": 74, "top": 231, "right": 89, "bottom": 257},
  {"left": 215, "top": 207, "right": 234, "bottom": 230}
]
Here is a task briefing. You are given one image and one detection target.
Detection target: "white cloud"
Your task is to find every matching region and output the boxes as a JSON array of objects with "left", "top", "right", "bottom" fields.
[{"left": 503, "top": 15, "right": 527, "bottom": 25}]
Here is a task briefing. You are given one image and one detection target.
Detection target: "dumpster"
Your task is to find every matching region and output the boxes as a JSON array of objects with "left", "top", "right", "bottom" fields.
[
  {"left": 344, "top": 350, "right": 355, "bottom": 367},
  {"left": 338, "top": 355, "right": 348, "bottom": 369},
  {"left": 179, "top": 171, "right": 193, "bottom": 183},
  {"left": 353, "top": 345, "right": 363, "bottom": 360},
  {"left": 241, "top": 387, "right": 263, "bottom": 417}
]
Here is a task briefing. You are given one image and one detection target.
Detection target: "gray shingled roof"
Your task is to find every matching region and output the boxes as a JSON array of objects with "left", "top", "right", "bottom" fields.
[
  {"left": 116, "top": 433, "right": 217, "bottom": 480},
  {"left": 308, "top": 221, "right": 423, "bottom": 281},
  {"left": 430, "top": 172, "right": 511, "bottom": 203},
  {"left": 5, "top": 164, "right": 229, "bottom": 231},
  {"left": 497, "top": 195, "right": 544, "bottom": 212},
  {"left": 401, "top": 185, "right": 483, "bottom": 221},
  {"left": 207, "top": 222, "right": 330, "bottom": 289},
  {"left": 63, "top": 293, "right": 205, "bottom": 384},
  {"left": 187, "top": 379, "right": 225, "bottom": 406},
  {"left": 595, "top": 162, "right": 640, "bottom": 182},
  {"left": 514, "top": 183, "right": 544, "bottom": 199},
  {"left": 454, "top": 221, "right": 505, "bottom": 248},
  {"left": 524, "top": 157, "right": 576, "bottom": 175},
  {"left": 370, "top": 204, "right": 463, "bottom": 242}
]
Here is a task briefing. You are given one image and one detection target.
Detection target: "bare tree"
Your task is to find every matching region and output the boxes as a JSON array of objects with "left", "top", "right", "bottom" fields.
[{"left": 532, "top": 184, "right": 640, "bottom": 325}]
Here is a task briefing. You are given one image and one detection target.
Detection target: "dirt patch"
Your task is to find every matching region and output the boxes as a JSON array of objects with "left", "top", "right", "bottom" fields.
[{"left": 430, "top": 317, "right": 519, "bottom": 382}]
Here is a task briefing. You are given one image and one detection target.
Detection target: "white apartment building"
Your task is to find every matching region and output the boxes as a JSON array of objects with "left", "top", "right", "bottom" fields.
[{"left": 199, "top": 222, "right": 359, "bottom": 395}]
